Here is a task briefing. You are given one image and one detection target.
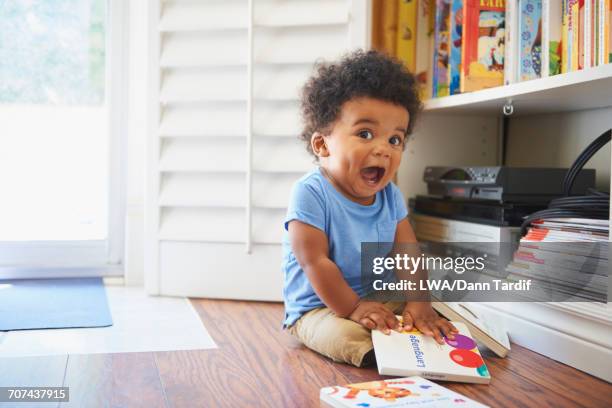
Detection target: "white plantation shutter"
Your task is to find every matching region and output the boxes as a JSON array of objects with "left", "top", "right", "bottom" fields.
[{"left": 146, "top": 0, "right": 369, "bottom": 299}]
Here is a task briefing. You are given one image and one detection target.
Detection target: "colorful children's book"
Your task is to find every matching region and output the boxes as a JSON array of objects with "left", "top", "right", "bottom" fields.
[
  {"left": 415, "top": 0, "right": 436, "bottom": 100},
  {"left": 570, "top": 0, "right": 580, "bottom": 70},
  {"left": 320, "top": 376, "right": 489, "bottom": 408},
  {"left": 433, "top": 0, "right": 452, "bottom": 97},
  {"left": 432, "top": 301, "right": 511, "bottom": 358},
  {"left": 543, "top": 0, "right": 563, "bottom": 76},
  {"left": 590, "top": 0, "right": 596, "bottom": 66},
  {"left": 372, "top": 320, "right": 491, "bottom": 384},
  {"left": 608, "top": 0, "right": 612, "bottom": 62},
  {"left": 597, "top": 0, "right": 611, "bottom": 65},
  {"left": 519, "top": 0, "right": 543, "bottom": 81},
  {"left": 504, "top": 0, "right": 519, "bottom": 84},
  {"left": 449, "top": 0, "right": 464, "bottom": 94},
  {"left": 461, "top": 0, "right": 506, "bottom": 92},
  {"left": 578, "top": 0, "right": 586, "bottom": 69},
  {"left": 396, "top": 0, "right": 419, "bottom": 73},
  {"left": 583, "top": 0, "right": 592, "bottom": 68}
]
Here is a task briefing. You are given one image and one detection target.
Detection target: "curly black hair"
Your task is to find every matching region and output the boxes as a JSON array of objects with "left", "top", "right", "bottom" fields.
[{"left": 300, "top": 49, "right": 422, "bottom": 158}]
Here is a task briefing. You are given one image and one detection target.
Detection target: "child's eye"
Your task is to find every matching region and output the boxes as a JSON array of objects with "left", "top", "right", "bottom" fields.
[
  {"left": 389, "top": 136, "right": 403, "bottom": 146},
  {"left": 357, "top": 130, "right": 374, "bottom": 140}
]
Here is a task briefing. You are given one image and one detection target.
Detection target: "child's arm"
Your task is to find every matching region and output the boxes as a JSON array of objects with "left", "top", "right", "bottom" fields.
[
  {"left": 288, "top": 220, "right": 399, "bottom": 333},
  {"left": 392, "top": 218, "right": 458, "bottom": 343}
]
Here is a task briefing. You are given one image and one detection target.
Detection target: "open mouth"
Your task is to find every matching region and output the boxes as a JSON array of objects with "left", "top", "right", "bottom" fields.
[{"left": 360, "top": 166, "right": 386, "bottom": 186}]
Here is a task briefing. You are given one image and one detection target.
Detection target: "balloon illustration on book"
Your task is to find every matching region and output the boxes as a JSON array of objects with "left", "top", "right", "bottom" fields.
[{"left": 445, "top": 333, "right": 489, "bottom": 376}]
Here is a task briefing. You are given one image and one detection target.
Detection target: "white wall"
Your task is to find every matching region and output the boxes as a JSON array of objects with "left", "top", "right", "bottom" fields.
[
  {"left": 397, "top": 113, "right": 500, "bottom": 199},
  {"left": 505, "top": 107, "right": 612, "bottom": 191}
]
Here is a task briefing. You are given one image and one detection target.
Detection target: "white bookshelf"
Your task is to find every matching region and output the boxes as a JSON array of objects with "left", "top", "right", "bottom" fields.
[
  {"left": 402, "top": 52, "right": 612, "bottom": 382},
  {"left": 424, "top": 63, "right": 612, "bottom": 116}
]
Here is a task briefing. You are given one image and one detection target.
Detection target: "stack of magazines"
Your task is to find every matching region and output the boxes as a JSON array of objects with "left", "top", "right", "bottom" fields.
[{"left": 506, "top": 218, "right": 609, "bottom": 302}]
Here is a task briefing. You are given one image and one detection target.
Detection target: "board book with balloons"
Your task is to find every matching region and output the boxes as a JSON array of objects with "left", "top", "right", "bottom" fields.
[
  {"left": 372, "top": 320, "right": 490, "bottom": 384},
  {"left": 320, "top": 376, "right": 489, "bottom": 408}
]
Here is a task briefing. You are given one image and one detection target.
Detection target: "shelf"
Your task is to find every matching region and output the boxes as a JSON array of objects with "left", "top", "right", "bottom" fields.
[{"left": 424, "top": 63, "right": 612, "bottom": 116}]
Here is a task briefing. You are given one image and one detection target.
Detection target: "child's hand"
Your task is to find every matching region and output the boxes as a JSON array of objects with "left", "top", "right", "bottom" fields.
[
  {"left": 401, "top": 302, "right": 458, "bottom": 344},
  {"left": 348, "top": 301, "right": 400, "bottom": 334}
]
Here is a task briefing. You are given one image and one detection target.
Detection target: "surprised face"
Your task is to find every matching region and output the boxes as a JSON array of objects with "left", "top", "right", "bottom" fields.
[{"left": 312, "top": 97, "right": 409, "bottom": 205}]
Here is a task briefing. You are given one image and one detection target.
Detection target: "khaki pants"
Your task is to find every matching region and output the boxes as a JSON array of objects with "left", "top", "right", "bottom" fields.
[{"left": 287, "top": 301, "right": 405, "bottom": 367}]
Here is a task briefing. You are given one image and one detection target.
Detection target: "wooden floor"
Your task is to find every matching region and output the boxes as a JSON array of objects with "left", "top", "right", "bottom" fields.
[{"left": 1, "top": 299, "right": 610, "bottom": 408}]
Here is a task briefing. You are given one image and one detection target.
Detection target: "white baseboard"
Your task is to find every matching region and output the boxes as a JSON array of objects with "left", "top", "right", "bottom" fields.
[{"left": 472, "top": 302, "right": 612, "bottom": 382}]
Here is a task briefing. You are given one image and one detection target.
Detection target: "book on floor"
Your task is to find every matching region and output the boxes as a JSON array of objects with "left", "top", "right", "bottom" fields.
[
  {"left": 320, "top": 376, "right": 489, "bottom": 408},
  {"left": 372, "top": 319, "right": 491, "bottom": 384},
  {"left": 431, "top": 301, "right": 511, "bottom": 358}
]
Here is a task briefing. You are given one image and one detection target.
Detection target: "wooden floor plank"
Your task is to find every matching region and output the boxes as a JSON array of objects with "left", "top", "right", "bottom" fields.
[
  {"left": 180, "top": 299, "right": 612, "bottom": 408},
  {"left": 155, "top": 299, "right": 351, "bottom": 408},
  {"left": 0, "top": 355, "right": 67, "bottom": 408},
  {"left": 2, "top": 300, "right": 609, "bottom": 408},
  {"left": 61, "top": 352, "right": 167, "bottom": 408},
  {"left": 488, "top": 343, "right": 612, "bottom": 408}
]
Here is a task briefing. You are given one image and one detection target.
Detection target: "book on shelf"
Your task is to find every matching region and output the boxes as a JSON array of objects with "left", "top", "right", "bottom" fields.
[
  {"left": 607, "top": 0, "right": 611, "bottom": 63},
  {"left": 320, "top": 376, "right": 489, "bottom": 408},
  {"left": 579, "top": 0, "right": 586, "bottom": 69},
  {"left": 505, "top": 0, "right": 520, "bottom": 83},
  {"left": 396, "top": 0, "right": 419, "bottom": 73},
  {"left": 519, "top": 0, "right": 543, "bottom": 81},
  {"left": 431, "top": 300, "right": 511, "bottom": 358},
  {"left": 433, "top": 0, "right": 452, "bottom": 97},
  {"left": 420, "top": 0, "right": 611, "bottom": 97},
  {"left": 543, "top": 0, "right": 563, "bottom": 76},
  {"left": 461, "top": 0, "right": 506, "bottom": 92},
  {"left": 449, "top": 0, "right": 464, "bottom": 94},
  {"left": 415, "top": 0, "right": 436, "bottom": 100},
  {"left": 372, "top": 320, "right": 491, "bottom": 384},
  {"left": 584, "top": 0, "right": 592, "bottom": 67}
]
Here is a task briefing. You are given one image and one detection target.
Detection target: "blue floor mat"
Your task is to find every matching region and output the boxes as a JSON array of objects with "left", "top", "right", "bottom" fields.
[{"left": 0, "top": 277, "right": 113, "bottom": 331}]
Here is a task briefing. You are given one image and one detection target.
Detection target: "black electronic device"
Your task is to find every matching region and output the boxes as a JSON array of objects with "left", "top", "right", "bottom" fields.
[
  {"left": 424, "top": 166, "right": 596, "bottom": 203},
  {"left": 409, "top": 195, "right": 547, "bottom": 227}
]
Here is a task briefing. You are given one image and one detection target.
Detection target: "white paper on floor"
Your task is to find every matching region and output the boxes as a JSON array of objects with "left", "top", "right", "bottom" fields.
[{"left": 0, "top": 286, "right": 217, "bottom": 358}]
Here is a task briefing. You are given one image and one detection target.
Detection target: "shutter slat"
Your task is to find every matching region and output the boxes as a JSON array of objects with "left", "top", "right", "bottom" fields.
[
  {"left": 160, "top": 172, "right": 298, "bottom": 208},
  {"left": 160, "top": 207, "right": 285, "bottom": 243},
  {"left": 255, "top": 0, "right": 348, "bottom": 27},
  {"left": 160, "top": 138, "right": 312, "bottom": 173},
  {"left": 160, "top": 138, "right": 246, "bottom": 172},
  {"left": 162, "top": 26, "right": 347, "bottom": 68},
  {"left": 253, "top": 138, "right": 313, "bottom": 172},
  {"left": 159, "top": 2, "right": 247, "bottom": 32},
  {"left": 160, "top": 0, "right": 348, "bottom": 31},
  {"left": 161, "top": 64, "right": 309, "bottom": 103},
  {"left": 253, "top": 102, "right": 301, "bottom": 136},
  {"left": 159, "top": 103, "right": 300, "bottom": 137},
  {"left": 161, "top": 31, "right": 248, "bottom": 67},
  {"left": 161, "top": 67, "right": 247, "bottom": 103},
  {"left": 160, "top": 103, "right": 246, "bottom": 137},
  {"left": 255, "top": 26, "right": 348, "bottom": 64}
]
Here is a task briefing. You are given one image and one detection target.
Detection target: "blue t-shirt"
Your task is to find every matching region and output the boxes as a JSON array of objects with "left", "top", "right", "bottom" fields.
[{"left": 282, "top": 167, "right": 408, "bottom": 327}]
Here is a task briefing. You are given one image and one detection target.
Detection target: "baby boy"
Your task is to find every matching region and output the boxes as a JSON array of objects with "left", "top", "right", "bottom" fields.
[{"left": 282, "top": 50, "right": 457, "bottom": 367}]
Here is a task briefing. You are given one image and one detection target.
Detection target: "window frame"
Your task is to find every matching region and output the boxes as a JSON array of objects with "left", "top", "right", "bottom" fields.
[{"left": 0, "top": 0, "right": 128, "bottom": 279}]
